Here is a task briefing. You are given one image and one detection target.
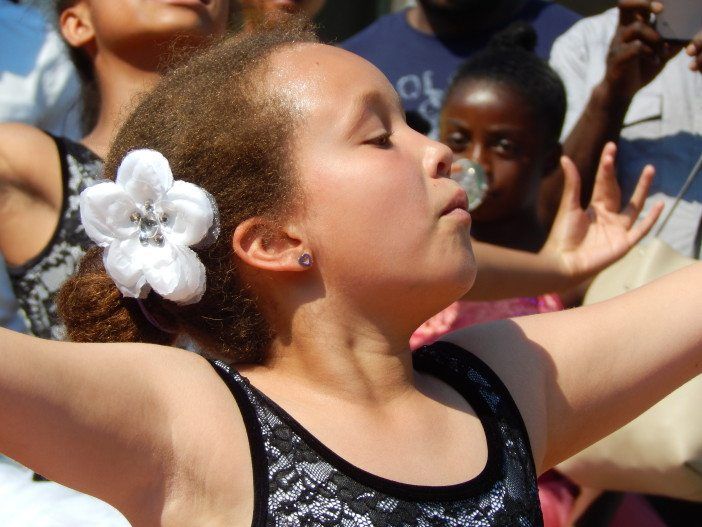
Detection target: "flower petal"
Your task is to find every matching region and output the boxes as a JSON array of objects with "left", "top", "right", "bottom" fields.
[
  {"left": 103, "top": 239, "right": 149, "bottom": 298},
  {"left": 116, "top": 149, "right": 174, "bottom": 204},
  {"left": 80, "top": 182, "right": 138, "bottom": 246},
  {"left": 162, "top": 181, "right": 215, "bottom": 246},
  {"left": 143, "top": 244, "right": 206, "bottom": 304}
]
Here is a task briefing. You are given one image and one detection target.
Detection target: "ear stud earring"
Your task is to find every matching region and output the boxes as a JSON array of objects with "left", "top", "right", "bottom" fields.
[{"left": 298, "top": 253, "right": 313, "bottom": 268}]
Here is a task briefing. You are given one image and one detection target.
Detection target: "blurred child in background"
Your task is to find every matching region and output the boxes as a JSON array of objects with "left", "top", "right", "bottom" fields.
[{"left": 412, "top": 23, "right": 571, "bottom": 350}]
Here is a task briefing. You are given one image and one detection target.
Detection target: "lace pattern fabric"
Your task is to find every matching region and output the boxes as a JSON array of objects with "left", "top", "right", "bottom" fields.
[
  {"left": 8, "top": 135, "right": 102, "bottom": 339},
  {"left": 212, "top": 342, "right": 543, "bottom": 526}
]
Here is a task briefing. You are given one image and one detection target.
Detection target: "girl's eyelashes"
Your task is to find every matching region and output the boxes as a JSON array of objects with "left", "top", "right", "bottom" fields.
[{"left": 365, "top": 132, "right": 393, "bottom": 148}]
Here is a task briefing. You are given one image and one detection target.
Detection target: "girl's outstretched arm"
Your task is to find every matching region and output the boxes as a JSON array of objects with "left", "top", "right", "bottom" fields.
[
  {"left": 0, "top": 333, "right": 236, "bottom": 523},
  {"left": 450, "top": 263, "right": 702, "bottom": 474}
]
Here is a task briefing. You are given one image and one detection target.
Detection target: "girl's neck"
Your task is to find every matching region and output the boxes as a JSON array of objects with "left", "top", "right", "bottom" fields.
[
  {"left": 244, "top": 300, "right": 419, "bottom": 407},
  {"left": 471, "top": 211, "right": 546, "bottom": 253},
  {"left": 81, "top": 51, "right": 162, "bottom": 159}
]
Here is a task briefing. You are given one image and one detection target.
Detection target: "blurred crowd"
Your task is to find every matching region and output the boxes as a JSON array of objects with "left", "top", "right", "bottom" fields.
[{"left": 0, "top": 0, "right": 700, "bottom": 526}]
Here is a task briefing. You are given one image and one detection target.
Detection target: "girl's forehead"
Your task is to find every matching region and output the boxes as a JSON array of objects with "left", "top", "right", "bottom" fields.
[
  {"left": 266, "top": 43, "right": 395, "bottom": 113},
  {"left": 268, "top": 43, "right": 372, "bottom": 82}
]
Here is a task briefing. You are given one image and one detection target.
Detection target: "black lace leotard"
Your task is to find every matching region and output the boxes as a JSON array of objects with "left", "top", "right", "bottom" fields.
[
  {"left": 8, "top": 134, "right": 101, "bottom": 339},
  {"left": 211, "top": 341, "right": 543, "bottom": 526}
]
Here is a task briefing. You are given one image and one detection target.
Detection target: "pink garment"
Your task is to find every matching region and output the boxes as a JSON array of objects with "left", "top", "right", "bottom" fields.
[
  {"left": 410, "top": 294, "right": 564, "bottom": 350},
  {"left": 538, "top": 471, "right": 579, "bottom": 527},
  {"left": 610, "top": 494, "right": 667, "bottom": 527}
]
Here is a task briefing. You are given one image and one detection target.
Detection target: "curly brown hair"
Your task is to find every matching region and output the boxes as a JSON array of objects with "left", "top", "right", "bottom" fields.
[{"left": 57, "top": 22, "right": 319, "bottom": 363}]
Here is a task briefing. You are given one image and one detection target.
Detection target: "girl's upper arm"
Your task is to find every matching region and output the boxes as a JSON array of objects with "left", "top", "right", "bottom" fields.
[
  {"left": 448, "top": 263, "right": 702, "bottom": 473},
  {"left": 0, "top": 330, "right": 230, "bottom": 519}
]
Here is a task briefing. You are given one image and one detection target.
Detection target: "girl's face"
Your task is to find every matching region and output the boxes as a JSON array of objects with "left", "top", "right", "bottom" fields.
[
  {"left": 81, "top": 0, "right": 230, "bottom": 50},
  {"left": 440, "top": 80, "right": 550, "bottom": 223},
  {"left": 266, "top": 44, "right": 476, "bottom": 326}
]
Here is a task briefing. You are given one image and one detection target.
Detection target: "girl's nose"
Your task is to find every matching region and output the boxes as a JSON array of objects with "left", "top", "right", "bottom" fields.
[{"left": 424, "top": 139, "right": 453, "bottom": 179}]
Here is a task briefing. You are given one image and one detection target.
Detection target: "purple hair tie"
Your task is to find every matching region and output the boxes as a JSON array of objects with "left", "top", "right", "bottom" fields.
[{"left": 136, "top": 299, "right": 178, "bottom": 335}]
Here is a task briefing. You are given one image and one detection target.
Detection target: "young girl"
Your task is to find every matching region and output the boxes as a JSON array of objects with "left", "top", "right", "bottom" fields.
[
  {"left": 1, "top": 25, "right": 697, "bottom": 527},
  {"left": 0, "top": 0, "right": 232, "bottom": 339},
  {"left": 0, "top": 1, "right": 640, "bottom": 343},
  {"left": 412, "top": 24, "right": 569, "bottom": 348}
]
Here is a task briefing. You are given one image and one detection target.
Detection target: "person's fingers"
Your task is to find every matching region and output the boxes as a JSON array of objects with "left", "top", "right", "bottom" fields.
[
  {"left": 626, "top": 201, "right": 664, "bottom": 244},
  {"left": 559, "top": 156, "right": 582, "bottom": 211},
  {"left": 618, "top": 0, "right": 660, "bottom": 26},
  {"left": 684, "top": 30, "right": 702, "bottom": 70},
  {"left": 620, "top": 20, "right": 662, "bottom": 46},
  {"left": 622, "top": 164, "right": 655, "bottom": 225},
  {"left": 686, "top": 29, "right": 702, "bottom": 55},
  {"left": 591, "top": 142, "right": 619, "bottom": 204},
  {"left": 611, "top": 40, "right": 656, "bottom": 68}
]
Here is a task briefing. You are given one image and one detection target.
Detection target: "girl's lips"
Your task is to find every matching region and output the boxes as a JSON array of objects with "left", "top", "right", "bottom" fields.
[
  {"left": 443, "top": 207, "right": 472, "bottom": 223},
  {"left": 441, "top": 190, "right": 469, "bottom": 216}
]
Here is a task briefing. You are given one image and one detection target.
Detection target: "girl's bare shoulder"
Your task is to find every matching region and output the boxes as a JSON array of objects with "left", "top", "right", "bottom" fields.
[{"left": 0, "top": 123, "right": 62, "bottom": 202}]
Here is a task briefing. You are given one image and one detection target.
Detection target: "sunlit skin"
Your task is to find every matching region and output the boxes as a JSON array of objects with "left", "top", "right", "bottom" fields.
[
  {"left": 440, "top": 80, "right": 560, "bottom": 251},
  {"left": 242, "top": 44, "right": 476, "bottom": 348}
]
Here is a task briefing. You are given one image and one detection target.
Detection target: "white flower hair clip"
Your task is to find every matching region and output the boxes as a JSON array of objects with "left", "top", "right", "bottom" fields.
[{"left": 80, "top": 149, "right": 219, "bottom": 305}]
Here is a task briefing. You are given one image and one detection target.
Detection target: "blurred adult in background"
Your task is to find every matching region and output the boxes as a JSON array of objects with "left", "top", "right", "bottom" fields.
[
  {"left": 238, "top": 0, "right": 325, "bottom": 29},
  {"left": 543, "top": 0, "right": 702, "bottom": 257},
  {"left": 342, "top": 0, "right": 579, "bottom": 137},
  {"left": 0, "top": 0, "right": 232, "bottom": 342}
]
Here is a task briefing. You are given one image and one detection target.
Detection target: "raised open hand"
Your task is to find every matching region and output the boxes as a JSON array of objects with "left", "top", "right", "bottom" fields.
[{"left": 540, "top": 142, "right": 663, "bottom": 279}]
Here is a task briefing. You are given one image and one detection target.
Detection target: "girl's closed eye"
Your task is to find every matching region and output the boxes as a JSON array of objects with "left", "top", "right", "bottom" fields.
[{"left": 366, "top": 132, "right": 393, "bottom": 148}]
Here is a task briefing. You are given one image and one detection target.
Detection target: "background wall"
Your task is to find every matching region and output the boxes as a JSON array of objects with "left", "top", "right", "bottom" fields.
[{"left": 315, "top": 0, "right": 618, "bottom": 42}]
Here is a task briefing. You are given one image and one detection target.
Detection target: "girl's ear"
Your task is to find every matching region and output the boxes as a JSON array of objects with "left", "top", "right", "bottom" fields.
[
  {"left": 233, "top": 217, "right": 310, "bottom": 272},
  {"left": 59, "top": 1, "right": 96, "bottom": 49},
  {"left": 542, "top": 141, "right": 563, "bottom": 177}
]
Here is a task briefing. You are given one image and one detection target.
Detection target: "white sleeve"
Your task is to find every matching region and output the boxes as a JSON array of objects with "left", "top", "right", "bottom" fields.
[
  {"left": 549, "top": 9, "right": 620, "bottom": 140},
  {"left": 550, "top": 27, "right": 592, "bottom": 140}
]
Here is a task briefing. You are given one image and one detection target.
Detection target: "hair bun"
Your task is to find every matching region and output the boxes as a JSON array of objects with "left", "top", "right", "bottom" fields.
[{"left": 488, "top": 21, "right": 537, "bottom": 53}]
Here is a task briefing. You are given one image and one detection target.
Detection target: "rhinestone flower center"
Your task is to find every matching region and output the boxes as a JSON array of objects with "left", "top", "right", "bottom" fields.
[{"left": 130, "top": 199, "right": 169, "bottom": 247}]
